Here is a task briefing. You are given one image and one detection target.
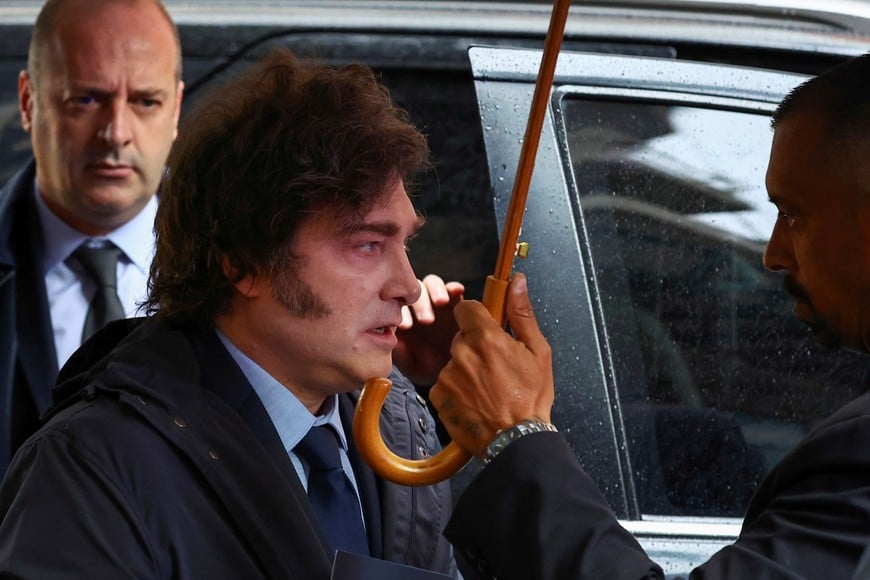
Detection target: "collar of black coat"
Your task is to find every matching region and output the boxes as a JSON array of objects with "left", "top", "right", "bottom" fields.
[{"left": 49, "top": 317, "right": 204, "bottom": 420}]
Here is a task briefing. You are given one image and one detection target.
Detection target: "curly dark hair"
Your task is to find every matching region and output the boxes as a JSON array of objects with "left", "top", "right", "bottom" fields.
[{"left": 144, "top": 48, "right": 430, "bottom": 325}]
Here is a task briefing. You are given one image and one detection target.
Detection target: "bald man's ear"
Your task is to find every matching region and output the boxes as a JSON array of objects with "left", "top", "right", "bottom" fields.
[
  {"left": 172, "top": 80, "right": 184, "bottom": 140},
  {"left": 18, "top": 71, "right": 34, "bottom": 133}
]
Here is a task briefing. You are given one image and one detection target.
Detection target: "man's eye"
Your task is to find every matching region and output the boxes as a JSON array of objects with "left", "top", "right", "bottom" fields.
[
  {"left": 357, "top": 241, "right": 379, "bottom": 253},
  {"left": 70, "top": 95, "right": 96, "bottom": 106},
  {"left": 777, "top": 210, "right": 797, "bottom": 227}
]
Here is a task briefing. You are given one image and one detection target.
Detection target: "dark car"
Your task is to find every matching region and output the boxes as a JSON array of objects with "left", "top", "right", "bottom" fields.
[{"left": 1, "top": 1, "right": 868, "bottom": 576}]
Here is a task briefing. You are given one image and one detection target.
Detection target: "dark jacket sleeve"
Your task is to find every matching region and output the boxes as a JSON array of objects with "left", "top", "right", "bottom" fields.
[
  {"left": 446, "top": 394, "right": 870, "bottom": 580},
  {"left": 445, "top": 432, "right": 663, "bottom": 580},
  {"left": 691, "top": 397, "right": 870, "bottom": 580},
  {"left": 0, "top": 427, "right": 158, "bottom": 579}
]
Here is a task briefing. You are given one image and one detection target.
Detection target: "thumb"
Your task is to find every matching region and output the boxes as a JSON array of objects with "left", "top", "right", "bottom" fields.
[{"left": 506, "top": 273, "right": 547, "bottom": 355}]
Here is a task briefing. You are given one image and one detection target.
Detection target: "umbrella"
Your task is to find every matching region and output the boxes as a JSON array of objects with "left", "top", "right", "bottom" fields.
[{"left": 353, "top": 0, "right": 573, "bottom": 486}]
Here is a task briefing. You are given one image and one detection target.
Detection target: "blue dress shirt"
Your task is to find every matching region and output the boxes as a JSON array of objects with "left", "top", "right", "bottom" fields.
[
  {"left": 214, "top": 330, "right": 366, "bottom": 526},
  {"left": 35, "top": 186, "right": 156, "bottom": 367}
]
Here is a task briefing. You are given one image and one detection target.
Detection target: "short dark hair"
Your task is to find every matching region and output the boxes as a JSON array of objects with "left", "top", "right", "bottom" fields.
[
  {"left": 772, "top": 53, "right": 870, "bottom": 201},
  {"left": 145, "top": 48, "right": 429, "bottom": 325},
  {"left": 28, "top": 0, "right": 182, "bottom": 84},
  {"left": 772, "top": 53, "right": 870, "bottom": 139}
]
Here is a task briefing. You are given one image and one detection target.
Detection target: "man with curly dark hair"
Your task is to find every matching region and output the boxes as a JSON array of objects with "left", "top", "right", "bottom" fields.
[{"left": 0, "top": 48, "right": 460, "bottom": 579}]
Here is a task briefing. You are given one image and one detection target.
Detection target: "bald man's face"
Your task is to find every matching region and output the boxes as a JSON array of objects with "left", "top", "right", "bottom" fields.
[{"left": 19, "top": 0, "right": 183, "bottom": 235}]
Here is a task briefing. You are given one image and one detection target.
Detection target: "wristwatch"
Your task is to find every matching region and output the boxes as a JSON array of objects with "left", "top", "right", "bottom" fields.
[{"left": 483, "top": 418, "right": 558, "bottom": 464}]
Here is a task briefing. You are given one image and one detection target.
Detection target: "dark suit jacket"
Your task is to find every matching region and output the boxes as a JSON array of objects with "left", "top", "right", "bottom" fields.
[
  {"left": 0, "top": 161, "right": 57, "bottom": 478},
  {"left": 446, "top": 388, "right": 870, "bottom": 580},
  {"left": 0, "top": 318, "right": 457, "bottom": 579}
]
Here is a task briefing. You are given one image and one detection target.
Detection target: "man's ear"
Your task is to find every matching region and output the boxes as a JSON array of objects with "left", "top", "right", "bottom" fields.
[
  {"left": 18, "top": 70, "right": 34, "bottom": 133},
  {"left": 172, "top": 80, "right": 184, "bottom": 140},
  {"left": 221, "top": 255, "right": 263, "bottom": 298}
]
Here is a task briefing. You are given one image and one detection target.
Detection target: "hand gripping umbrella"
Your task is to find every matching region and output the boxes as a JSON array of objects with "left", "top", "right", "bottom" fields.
[{"left": 353, "top": 0, "right": 572, "bottom": 486}]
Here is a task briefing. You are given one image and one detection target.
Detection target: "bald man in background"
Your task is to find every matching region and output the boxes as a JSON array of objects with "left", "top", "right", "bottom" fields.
[{"left": 0, "top": 0, "right": 184, "bottom": 477}]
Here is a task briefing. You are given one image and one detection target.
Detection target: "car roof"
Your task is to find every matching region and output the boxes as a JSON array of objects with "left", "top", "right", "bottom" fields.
[{"left": 2, "top": 1, "right": 870, "bottom": 52}]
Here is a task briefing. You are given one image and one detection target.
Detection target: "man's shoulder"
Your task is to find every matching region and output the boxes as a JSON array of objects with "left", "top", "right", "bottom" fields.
[
  {"left": 809, "top": 386, "right": 870, "bottom": 438},
  {"left": 0, "top": 162, "right": 35, "bottom": 214},
  {"left": 747, "top": 387, "right": 870, "bottom": 510},
  {"left": 10, "top": 387, "right": 169, "bottom": 487},
  {"left": 48, "top": 319, "right": 207, "bottom": 433},
  {"left": 767, "top": 388, "right": 870, "bottom": 472},
  {"left": 0, "top": 162, "right": 36, "bottom": 245}
]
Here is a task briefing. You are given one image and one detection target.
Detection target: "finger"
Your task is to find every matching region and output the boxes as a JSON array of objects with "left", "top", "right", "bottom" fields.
[
  {"left": 452, "top": 299, "right": 498, "bottom": 335},
  {"left": 505, "top": 273, "right": 549, "bottom": 356},
  {"left": 409, "top": 279, "right": 435, "bottom": 324},
  {"left": 422, "top": 273, "right": 450, "bottom": 305},
  {"left": 399, "top": 304, "right": 413, "bottom": 329},
  {"left": 444, "top": 280, "right": 466, "bottom": 301}
]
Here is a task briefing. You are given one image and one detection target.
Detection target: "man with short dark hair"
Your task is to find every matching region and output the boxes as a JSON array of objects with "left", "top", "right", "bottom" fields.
[
  {"left": 0, "top": 48, "right": 458, "bottom": 579},
  {"left": 0, "top": 0, "right": 184, "bottom": 476},
  {"left": 430, "top": 53, "right": 870, "bottom": 579}
]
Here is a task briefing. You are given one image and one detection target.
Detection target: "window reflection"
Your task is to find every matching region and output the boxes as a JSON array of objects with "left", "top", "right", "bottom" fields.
[{"left": 562, "top": 97, "right": 867, "bottom": 517}]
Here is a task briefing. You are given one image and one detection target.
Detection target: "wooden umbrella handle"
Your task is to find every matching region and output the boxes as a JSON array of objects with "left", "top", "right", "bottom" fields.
[
  {"left": 353, "top": 378, "right": 472, "bottom": 487},
  {"left": 352, "top": 276, "right": 507, "bottom": 486},
  {"left": 353, "top": 0, "right": 572, "bottom": 486}
]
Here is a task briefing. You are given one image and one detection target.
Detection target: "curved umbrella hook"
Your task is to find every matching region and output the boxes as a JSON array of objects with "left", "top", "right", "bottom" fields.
[{"left": 353, "top": 0, "right": 573, "bottom": 486}]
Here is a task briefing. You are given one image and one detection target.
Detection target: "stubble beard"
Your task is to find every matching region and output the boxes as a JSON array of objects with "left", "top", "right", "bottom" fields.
[{"left": 784, "top": 275, "right": 841, "bottom": 349}]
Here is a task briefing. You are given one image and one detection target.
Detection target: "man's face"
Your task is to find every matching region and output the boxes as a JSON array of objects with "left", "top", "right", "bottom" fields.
[
  {"left": 222, "top": 179, "right": 424, "bottom": 411},
  {"left": 764, "top": 111, "right": 870, "bottom": 353},
  {"left": 19, "top": 0, "right": 183, "bottom": 235}
]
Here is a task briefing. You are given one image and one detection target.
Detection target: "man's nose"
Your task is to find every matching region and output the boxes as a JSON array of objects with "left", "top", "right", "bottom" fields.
[
  {"left": 763, "top": 220, "right": 793, "bottom": 273},
  {"left": 386, "top": 249, "right": 422, "bottom": 306},
  {"left": 98, "top": 100, "right": 133, "bottom": 148}
]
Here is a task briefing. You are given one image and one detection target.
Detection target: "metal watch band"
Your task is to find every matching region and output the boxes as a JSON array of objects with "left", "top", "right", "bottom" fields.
[{"left": 483, "top": 419, "right": 558, "bottom": 464}]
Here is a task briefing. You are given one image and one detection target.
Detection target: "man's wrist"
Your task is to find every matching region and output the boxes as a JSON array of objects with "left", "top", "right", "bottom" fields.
[{"left": 483, "top": 418, "right": 558, "bottom": 464}]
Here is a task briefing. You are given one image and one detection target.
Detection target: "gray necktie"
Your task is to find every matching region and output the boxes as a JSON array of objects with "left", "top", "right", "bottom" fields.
[{"left": 74, "top": 244, "right": 126, "bottom": 342}]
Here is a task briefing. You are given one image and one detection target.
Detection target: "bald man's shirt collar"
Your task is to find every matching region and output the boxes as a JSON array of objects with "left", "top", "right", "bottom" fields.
[{"left": 34, "top": 183, "right": 157, "bottom": 367}]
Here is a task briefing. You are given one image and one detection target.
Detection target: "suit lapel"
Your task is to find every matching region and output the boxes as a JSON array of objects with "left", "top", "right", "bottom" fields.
[
  {"left": 185, "top": 328, "right": 388, "bottom": 570},
  {"left": 9, "top": 167, "right": 57, "bottom": 414},
  {"left": 183, "top": 328, "right": 334, "bottom": 577},
  {"left": 187, "top": 328, "right": 310, "bottom": 489}
]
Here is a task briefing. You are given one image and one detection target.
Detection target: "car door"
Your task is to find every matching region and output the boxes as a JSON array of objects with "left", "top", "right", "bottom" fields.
[{"left": 470, "top": 46, "right": 869, "bottom": 576}]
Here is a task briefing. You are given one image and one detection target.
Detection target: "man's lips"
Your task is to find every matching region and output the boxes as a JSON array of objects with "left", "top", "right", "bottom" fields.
[
  {"left": 369, "top": 324, "right": 398, "bottom": 336},
  {"left": 367, "top": 323, "right": 400, "bottom": 345},
  {"left": 87, "top": 162, "right": 135, "bottom": 178},
  {"left": 783, "top": 276, "right": 811, "bottom": 305},
  {"left": 782, "top": 276, "right": 818, "bottom": 327}
]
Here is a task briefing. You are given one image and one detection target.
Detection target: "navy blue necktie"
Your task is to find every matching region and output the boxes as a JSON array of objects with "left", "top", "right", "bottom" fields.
[
  {"left": 295, "top": 425, "right": 370, "bottom": 556},
  {"left": 74, "top": 243, "right": 126, "bottom": 342}
]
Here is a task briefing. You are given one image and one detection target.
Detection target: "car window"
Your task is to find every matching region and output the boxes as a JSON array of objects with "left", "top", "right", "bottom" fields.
[{"left": 559, "top": 95, "right": 868, "bottom": 517}]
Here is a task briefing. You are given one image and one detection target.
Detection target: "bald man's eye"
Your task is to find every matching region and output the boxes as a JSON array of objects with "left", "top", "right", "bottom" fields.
[{"left": 68, "top": 95, "right": 96, "bottom": 107}]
